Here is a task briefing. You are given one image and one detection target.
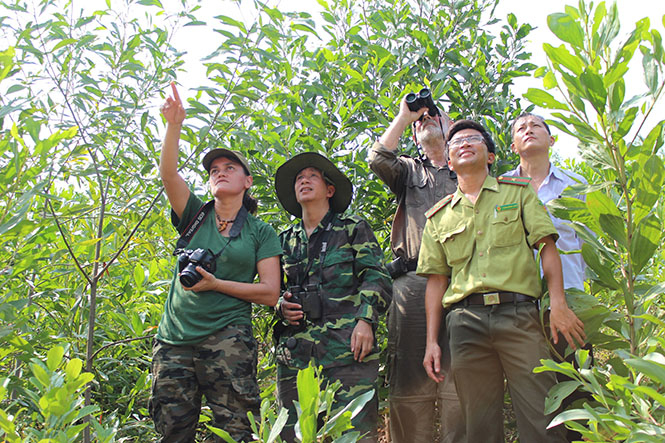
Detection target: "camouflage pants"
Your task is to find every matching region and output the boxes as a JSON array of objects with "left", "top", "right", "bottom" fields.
[
  {"left": 277, "top": 360, "right": 379, "bottom": 443},
  {"left": 149, "top": 324, "right": 260, "bottom": 443},
  {"left": 387, "top": 272, "right": 465, "bottom": 443}
]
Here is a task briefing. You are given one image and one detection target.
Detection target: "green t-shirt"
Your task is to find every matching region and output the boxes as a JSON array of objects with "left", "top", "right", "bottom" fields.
[{"left": 156, "top": 193, "right": 281, "bottom": 345}]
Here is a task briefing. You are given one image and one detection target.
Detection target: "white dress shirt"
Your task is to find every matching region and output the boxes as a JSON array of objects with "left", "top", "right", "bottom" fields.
[{"left": 504, "top": 164, "right": 586, "bottom": 290}]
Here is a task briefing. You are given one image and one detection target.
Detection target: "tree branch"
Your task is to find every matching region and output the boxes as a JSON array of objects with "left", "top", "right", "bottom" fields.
[{"left": 46, "top": 199, "right": 92, "bottom": 286}]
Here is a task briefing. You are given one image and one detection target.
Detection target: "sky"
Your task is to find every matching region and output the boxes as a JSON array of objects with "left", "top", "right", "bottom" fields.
[{"left": 164, "top": 0, "right": 664, "bottom": 160}]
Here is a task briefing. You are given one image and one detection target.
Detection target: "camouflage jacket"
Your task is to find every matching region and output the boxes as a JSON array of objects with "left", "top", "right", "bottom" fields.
[{"left": 275, "top": 211, "right": 392, "bottom": 369}]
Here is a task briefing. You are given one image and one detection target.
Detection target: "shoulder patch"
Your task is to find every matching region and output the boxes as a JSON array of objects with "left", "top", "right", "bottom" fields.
[
  {"left": 425, "top": 194, "right": 453, "bottom": 218},
  {"left": 498, "top": 175, "right": 531, "bottom": 186}
]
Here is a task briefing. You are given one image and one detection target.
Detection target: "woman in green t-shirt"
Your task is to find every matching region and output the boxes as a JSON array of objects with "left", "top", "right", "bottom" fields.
[{"left": 149, "top": 82, "right": 281, "bottom": 442}]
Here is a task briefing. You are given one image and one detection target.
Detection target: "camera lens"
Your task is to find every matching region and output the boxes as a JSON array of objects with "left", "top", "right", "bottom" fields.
[{"left": 179, "top": 263, "right": 202, "bottom": 287}]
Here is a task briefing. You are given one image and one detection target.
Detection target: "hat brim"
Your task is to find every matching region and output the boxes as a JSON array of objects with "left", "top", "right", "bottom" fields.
[
  {"left": 202, "top": 149, "right": 251, "bottom": 175},
  {"left": 275, "top": 152, "right": 353, "bottom": 218}
]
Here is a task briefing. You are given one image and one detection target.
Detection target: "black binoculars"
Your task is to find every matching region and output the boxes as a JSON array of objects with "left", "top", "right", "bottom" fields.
[
  {"left": 406, "top": 88, "right": 440, "bottom": 119},
  {"left": 289, "top": 284, "right": 323, "bottom": 323}
]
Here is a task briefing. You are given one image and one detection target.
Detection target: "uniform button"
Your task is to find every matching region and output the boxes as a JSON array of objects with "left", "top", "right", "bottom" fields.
[
  {"left": 504, "top": 216, "right": 508, "bottom": 221},
  {"left": 477, "top": 230, "right": 483, "bottom": 235},
  {"left": 482, "top": 273, "right": 487, "bottom": 277},
  {"left": 479, "top": 252, "right": 484, "bottom": 257},
  {"left": 286, "top": 337, "right": 297, "bottom": 349},
  {"left": 475, "top": 209, "right": 480, "bottom": 214}
]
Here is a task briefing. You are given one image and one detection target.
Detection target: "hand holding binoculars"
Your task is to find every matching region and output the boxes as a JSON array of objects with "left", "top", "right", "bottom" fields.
[{"left": 405, "top": 88, "right": 440, "bottom": 120}]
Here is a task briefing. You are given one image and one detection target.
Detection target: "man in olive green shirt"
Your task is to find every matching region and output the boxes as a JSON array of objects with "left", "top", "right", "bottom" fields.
[{"left": 418, "top": 120, "right": 586, "bottom": 443}]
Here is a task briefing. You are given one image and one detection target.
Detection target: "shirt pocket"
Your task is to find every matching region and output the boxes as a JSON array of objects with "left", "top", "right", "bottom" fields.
[
  {"left": 405, "top": 173, "right": 428, "bottom": 208},
  {"left": 322, "top": 248, "right": 355, "bottom": 287},
  {"left": 490, "top": 206, "right": 522, "bottom": 247},
  {"left": 442, "top": 223, "right": 472, "bottom": 265}
]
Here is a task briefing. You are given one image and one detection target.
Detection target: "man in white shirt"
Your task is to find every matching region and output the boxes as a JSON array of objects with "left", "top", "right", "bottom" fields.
[
  {"left": 505, "top": 112, "right": 591, "bottom": 442},
  {"left": 504, "top": 113, "right": 586, "bottom": 290}
]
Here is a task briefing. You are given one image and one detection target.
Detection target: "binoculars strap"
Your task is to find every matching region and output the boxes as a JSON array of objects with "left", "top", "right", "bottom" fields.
[{"left": 295, "top": 212, "right": 335, "bottom": 287}]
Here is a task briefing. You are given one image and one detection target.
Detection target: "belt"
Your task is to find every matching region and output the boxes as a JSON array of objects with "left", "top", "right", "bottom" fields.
[{"left": 451, "top": 292, "right": 535, "bottom": 308}]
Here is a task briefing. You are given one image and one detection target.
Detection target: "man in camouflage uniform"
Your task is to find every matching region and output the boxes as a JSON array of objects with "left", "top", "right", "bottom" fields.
[
  {"left": 369, "top": 94, "right": 463, "bottom": 443},
  {"left": 274, "top": 152, "right": 392, "bottom": 442},
  {"left": 419, "top": 120, "right": 586, "bottom": 443}
]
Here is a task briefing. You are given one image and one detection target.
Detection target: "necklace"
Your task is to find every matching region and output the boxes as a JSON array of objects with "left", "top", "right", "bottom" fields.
[{"left": 215, "top": 213, "right": 235, "bottom": 233}]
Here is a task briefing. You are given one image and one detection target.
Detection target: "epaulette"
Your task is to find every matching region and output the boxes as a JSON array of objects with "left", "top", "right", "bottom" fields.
[
  {"left": 497, "top": 176, "right": 531, "bottom": 186},
  {"left": 425, "top": 194, "right": 453, "bottom": 218}
]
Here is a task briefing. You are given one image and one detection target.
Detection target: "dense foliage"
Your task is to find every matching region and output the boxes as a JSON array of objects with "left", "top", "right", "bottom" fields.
[
  {"left": 529, "top": 2, "right": 665, "bottom": 441},
  {"left": 0, "top": 0, "right": 662, "bottom": 441}
]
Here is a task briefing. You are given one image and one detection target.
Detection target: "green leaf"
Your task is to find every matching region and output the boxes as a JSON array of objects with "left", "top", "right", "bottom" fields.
[
  {"left": 65, "top": 358, "right": 83, "bottom": 379},
  {"left": 46, "top": 346, "right": 65, "bottom": 371},
  {"left": 543, "top": 71, "right": 557, "bottom": 89},
  {"left": 52, "top": 38, "right": 78, "bottom": 52},
  {"left": 604, "top": 61, "right": 629, "bottom": 88},
  {"left": 133, "top": 264, "right": 145, "bottom": 286},
  {"left": 267, "top": 407, "right": 289, "bottom": 443},
  {"left": 632, "top": 385, "right": 665, "bottom": 407},
  {"left": 215, "top": 15, "right": 247, "bottom": 33},
  {"left": 581, "top": 243, "right": 620, "bottom": 289},
  {"left": 633, "top": 154, "right": 665, "bottom": 224},
  {"left": 296, "top": 365, "right": 320, "bottom": 441},
  {"left": 608, "top": 79, "right": 625, "bottom": 110},
  {"left": 0, "top": 182, "right": 45, "bottom": 235},
  {"left": 547, "top": 197, "right": 599, "bottom": 234},
  {"left": 549, "top": 408, "right": 596, "bottom": 428},
  {"left": 586, "top": 192, "right": 626, "bottom": 248},
  {"left": 207, "top": 425, "right": 237, "bottom": 443},
  {"left": 545, "top": 380, "right": 581, "bottom": 414},
  {"left": 0, "top": 47, "right": 15, "bottom": 82},
  {"left": 643, "top": 52, "right": 659, "bottom": 94},
  {"left": 624, "top": 353, "right": 665, "bottom": 386},
  {"left": 31, "top": 363, "right": 50, "bottom": 388},
  {"left": 630, "top": 214, "right": 661, "bottom": 275},
  {"left": 543, "top": 43, "right": 583, "bottom": 75},
  {"left": 137, "top": 0, "right": 163, "bottom": 7},
  {"left": 608, "top": 356, "right": 630, "bottom": 377},
  {"left": 616, "top": 107, "right": 638, "bottom": 137},
  {"left": 524, "top": 88, "right": 569, "bottom": 110},
  {"left": 547, "top": 14, "right": 585, "bottom": 49},
  {"left": 641, "top": 120, "right": 665, "bottom": 156},
  {"left": 580, "top": 70, "right": 606, "bottom": 111}
]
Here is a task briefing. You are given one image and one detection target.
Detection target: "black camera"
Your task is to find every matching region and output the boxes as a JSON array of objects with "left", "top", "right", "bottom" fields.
[
  {"left": 405, "top": 88, "right": 440, "bottom": 119},
  {"left": 174, "top": 248, "right": 217, "bottom": 287},
  {"left": 386, "top": 257, "right": 408, "bottom": 279},
  {"left": 289, "top": 284, "right": 323, "bottom": 323}
]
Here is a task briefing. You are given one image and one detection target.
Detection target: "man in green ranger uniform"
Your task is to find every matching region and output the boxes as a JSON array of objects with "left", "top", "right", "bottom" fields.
[
  {"left": 418, "top": 120, "right": 586, "bottom": 443},
  {"left": 274, "top": 152, "right": 392, "bottom": 442}
]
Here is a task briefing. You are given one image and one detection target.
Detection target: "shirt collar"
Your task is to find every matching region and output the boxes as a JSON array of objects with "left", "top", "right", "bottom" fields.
[
  {"left": 513, "top": 163, "right": 560, "bottom": 180},
  {"left": 294, "top": 210, "right": 335, "bottom": 236},
  {"left": 451, "top": 175, "right": 498, "bottom": 207}
]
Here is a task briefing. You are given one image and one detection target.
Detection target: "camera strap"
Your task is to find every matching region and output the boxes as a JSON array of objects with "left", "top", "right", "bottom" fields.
[
  {"left": 175, "top": 200, "right": 215, "bottom": 250},
  {"left": 296, "top": 211, "right": 335, "bottom": 287},
  {"left": 209, "top": 206, "right": 248, "bottom": 259},
  {"left": 174, "top": 201, "right": 249, "bottom": 253}
]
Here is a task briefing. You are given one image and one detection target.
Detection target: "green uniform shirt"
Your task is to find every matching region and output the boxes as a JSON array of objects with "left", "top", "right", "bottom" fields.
[
  {"left": 417, "top": 175, "right": 558, "bottom": 307},
  {"left": 276, "top": 212, "right": 392, "bottom": 369},
  {"left": 157, "top": 193, "right": 282, "bottom": 345}
]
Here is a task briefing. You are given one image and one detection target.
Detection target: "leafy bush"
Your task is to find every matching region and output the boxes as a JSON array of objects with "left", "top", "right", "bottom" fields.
[{"left": 528, "top": 1, "right": 665, "bottom": 438}]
